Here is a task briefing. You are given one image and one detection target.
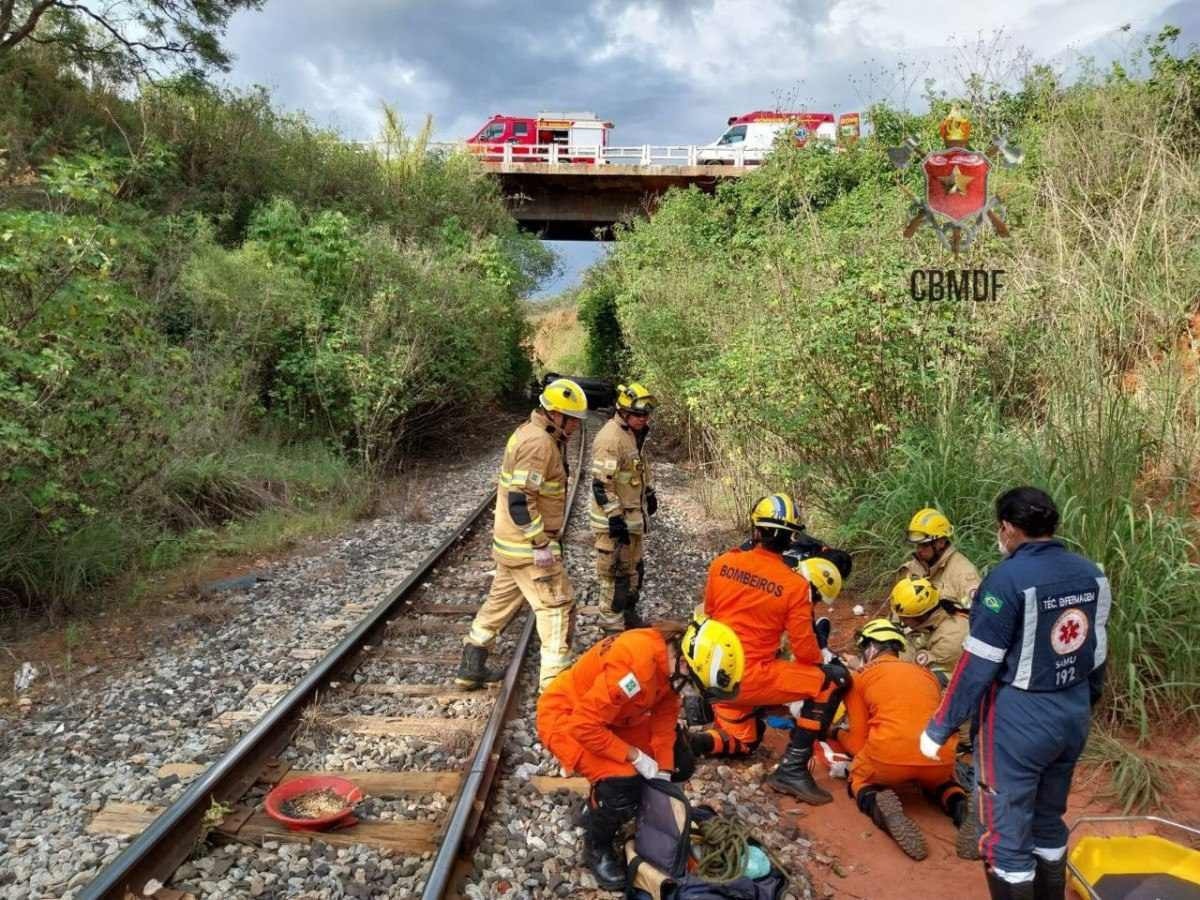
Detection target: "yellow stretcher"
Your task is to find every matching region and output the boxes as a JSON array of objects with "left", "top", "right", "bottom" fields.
[{"left": 1068, "top": 816, "right": 1200, "bottom": 899}]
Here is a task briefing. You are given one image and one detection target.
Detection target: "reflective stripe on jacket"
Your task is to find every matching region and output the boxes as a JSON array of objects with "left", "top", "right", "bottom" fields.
[
  {"left": 589, "top": 415, "right": 651, "bottom": 534},
  {"left": 492, "top": 409, "right": 569, "bottom": 566}
]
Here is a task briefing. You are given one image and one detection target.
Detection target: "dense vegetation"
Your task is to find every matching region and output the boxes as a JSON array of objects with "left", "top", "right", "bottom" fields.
[
  {"left": 0, "top": 44, "right": 551, "bottom": 618},
  {"left": 580, "top": 30, "right": 1200, "bottom": 755}
]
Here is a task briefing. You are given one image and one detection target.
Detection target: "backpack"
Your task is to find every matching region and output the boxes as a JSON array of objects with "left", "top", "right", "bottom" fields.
[{"left": 624, "top": 780, "right": 787, "bottom": 900}]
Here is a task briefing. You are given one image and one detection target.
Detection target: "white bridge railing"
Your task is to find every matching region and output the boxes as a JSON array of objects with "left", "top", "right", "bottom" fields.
[{"left": 384, "top": 141, "right": 753, "bottom": 167}]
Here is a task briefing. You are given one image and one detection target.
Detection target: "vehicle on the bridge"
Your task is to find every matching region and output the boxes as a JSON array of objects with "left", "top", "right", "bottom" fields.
[
  {"left": 467, "top": 112, "right": 613, "bottom": 163},
  {"left": 696, "top": 110, "right": 851, "bottom": 164}
]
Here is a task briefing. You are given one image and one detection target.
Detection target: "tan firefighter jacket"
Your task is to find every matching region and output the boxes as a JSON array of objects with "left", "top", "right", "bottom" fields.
[
  {"left": 588, "top": 415, "right": 652, "bottom": 534},
  {"left": 900, "top": 605, "right": 969, "bottom": 678},
  {"left": 897, "top": 546, "right": 981, "bottom": 609},
  {"left": 492, "top": 409, "right": 570, "bottom": 566}
]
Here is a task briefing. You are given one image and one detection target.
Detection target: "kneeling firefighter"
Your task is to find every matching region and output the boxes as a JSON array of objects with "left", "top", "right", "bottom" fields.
[
  {"left": 689, "top": 494, "right": 850, "bottom": 806},
  {"left": 536, "top": 618, "right": 744, "bottom": 890},
  {"left": 842, "top": 620, "right": 970, "bottom": 861},
  {"left": 589, "top": 382, "right": 658, "bottom": 632}
]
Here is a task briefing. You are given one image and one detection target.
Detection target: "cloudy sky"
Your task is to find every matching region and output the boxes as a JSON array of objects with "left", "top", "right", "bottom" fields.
[{"left": 218, "top": 0, "right": 1198, "bottom": 294}]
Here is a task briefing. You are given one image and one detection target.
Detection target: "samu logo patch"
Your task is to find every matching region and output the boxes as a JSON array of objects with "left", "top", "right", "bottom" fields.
[
  {"left": 617, "top": 672, "right": 641, "bottom": 698},
  {"left": 982, "top": 593, "right": 1003, "bottom": 613}
]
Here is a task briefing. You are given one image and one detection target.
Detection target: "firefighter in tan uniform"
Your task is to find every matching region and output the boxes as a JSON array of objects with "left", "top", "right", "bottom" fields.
[
  {"left": 897, "top": 508, "right": 982, "bottom": 610},
  {"left": 889, "top": 577, "right": 968, "bottom": 683},
  {"left": 589, "top": 382, "right": 657, "bottom": 632},
  {"left": 456, "top": 378, "right": 587, "bottom": 691}
]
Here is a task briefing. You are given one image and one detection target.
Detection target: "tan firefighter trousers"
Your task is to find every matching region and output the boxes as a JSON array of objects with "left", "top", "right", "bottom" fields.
[
  {"left": 594, "top": 532, "right": 644, "bottom": 629},
  {"left": 465, "top": 561, "right": 575, "bottom": 688}
]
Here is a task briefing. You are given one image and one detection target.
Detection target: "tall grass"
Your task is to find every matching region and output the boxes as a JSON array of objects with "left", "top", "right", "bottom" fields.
[{"left": 844, "top": 382, "right": 1200, "bottom": 741}]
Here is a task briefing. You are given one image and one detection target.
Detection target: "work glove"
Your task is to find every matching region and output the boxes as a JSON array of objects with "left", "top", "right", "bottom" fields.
[
  {"left": 532, "top": 544, "right": 556, "bottom": 569},
  {"left": 820, "top": 647, "right": 837, "bottom": 665},
  {"left": 607, "top": 515, "right": 630, "bottom": 543},
  {"left": 918, "top": 730, "right": 942, "bottom": 761},
  {"left": 646, "top": 488, "right": 658, "bottom": 517},
  {"left": 630, "top": 749, "right": 660, "bottom": 780}
]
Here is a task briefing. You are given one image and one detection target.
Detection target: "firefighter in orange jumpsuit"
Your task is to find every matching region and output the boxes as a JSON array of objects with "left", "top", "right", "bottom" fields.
[
  {"left": 689, "top": 493, "right": 850, "bottom": 806},
  {"left": 537, "top": 617, "right": 744, "bottom": 890},
  {"left": 841, "top": 619, "right": 970, "bottom": 860}
]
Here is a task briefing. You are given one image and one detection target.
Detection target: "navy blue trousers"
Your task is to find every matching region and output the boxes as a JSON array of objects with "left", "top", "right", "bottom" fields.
[{"left": 975, "top": 681, "right": 1091, "bottom": 873}]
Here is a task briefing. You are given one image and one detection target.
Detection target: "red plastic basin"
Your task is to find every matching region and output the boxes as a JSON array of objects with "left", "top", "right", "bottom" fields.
[{"left": 264, "top": 775, "right": 363, "bottom": 831}]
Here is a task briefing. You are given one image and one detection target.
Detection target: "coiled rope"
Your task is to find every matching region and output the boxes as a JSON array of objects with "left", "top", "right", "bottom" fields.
[{"left": 694, "top": 815, "right": 792, "bottom": 884}]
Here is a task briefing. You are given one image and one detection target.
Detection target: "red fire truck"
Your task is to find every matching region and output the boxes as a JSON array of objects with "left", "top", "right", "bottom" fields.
[{"left": 466, "top": 112, "right": 614, "bottom": 163}]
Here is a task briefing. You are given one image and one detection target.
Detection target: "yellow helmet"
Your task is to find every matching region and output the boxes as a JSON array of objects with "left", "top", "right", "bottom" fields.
[
  {"left": 681, "top": 615, "right": 744, "bottom": 701},
  {"left": 890, "top": 577, "right": 940, "bottom": 618},
  {"left": 750, "top": 493, "right": 804, "bottom": 533},
  {"left": 616, "top": 382, "right": 656, "bottom": 413},
  {"left": 795, "top": 557, "right": 842, "bottom": 602},
  {"left": 539, "top": 377, "right": 588, "bottom": 419},
  {"left": 856, "top": 618, "right": 909, "bottom": 651},
  {"left": 906, "top": 507, "right": 953, "bottom": 544}
]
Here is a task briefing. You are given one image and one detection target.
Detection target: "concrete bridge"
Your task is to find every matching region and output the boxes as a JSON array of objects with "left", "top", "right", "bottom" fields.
[
  {"left": 482, "top": 159, "right": 745, "bottom": 240},
  {"left": 422, "top": 143, "right": 749, "bottom": 240}
]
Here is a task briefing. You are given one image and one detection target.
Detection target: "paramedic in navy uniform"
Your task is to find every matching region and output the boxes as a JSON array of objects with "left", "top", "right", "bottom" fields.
[{"left": 918, "top": 487, "right": 1110, "bottom": 900}]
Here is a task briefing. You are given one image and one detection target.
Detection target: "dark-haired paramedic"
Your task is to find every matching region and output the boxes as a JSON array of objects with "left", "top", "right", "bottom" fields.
[{"left": 919, "top": 486, "right": 1110, "bottom": 900}]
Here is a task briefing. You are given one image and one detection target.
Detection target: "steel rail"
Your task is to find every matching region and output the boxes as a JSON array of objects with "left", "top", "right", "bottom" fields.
[
  {"left": 81, "top": 488, "right": 500, "bottom": 900},
  {"left": 421, "top": 423, "right": 588, "bottom": 899}
]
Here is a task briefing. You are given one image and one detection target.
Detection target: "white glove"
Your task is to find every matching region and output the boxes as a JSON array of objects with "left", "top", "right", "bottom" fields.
[
  {"left": 821, "top": 647, "right": 836, "bottom": 664},
  {"left": 652, "top": 770, "right": 671, "bottom": 781},
  {"left": 787, "top": 700, "right": 806, "bottom": 719},
  {"left": 919, "top": 730, "right": 942, "bottom": 760},
  {"left": 829, "top": 760, "right": 850, "bottom": 779},
  {"left": 532, "top": 545, "right": 555, "bottom": 568},
  {"left": 630, "top": 749, "right": 660, "bottom": 780}
]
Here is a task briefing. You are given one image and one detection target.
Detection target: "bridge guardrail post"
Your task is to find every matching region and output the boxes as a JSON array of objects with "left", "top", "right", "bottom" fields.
[
  {"left": 503, "top": 144, "right": 513, "bottom": 166},
  {"left": 735, "top": 146, "right": 744, "bottom": 166},
  {"left": 641, "top": 145, "right": 650, "bottom": 165},
  {"left": 688, "top": 146, "right": 697, "bottom": 166},
  {"left": 549, "top": 144, "right": 558, "bottom": 165}
]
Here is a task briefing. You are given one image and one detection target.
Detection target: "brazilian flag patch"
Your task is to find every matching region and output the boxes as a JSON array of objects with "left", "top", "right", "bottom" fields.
[{"left": 982, "top": 593, "right": 1003, "bottom": 613}]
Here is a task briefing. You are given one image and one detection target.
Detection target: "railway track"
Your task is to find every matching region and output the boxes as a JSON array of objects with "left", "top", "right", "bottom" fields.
[{"left": 80, "top": 425, "right": 588, "bottom": 900}]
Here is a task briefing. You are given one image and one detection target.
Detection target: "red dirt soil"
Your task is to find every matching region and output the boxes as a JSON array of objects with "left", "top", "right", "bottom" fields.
[{"left": 758, "top": 594, "right": 1200, "bottom": 900}]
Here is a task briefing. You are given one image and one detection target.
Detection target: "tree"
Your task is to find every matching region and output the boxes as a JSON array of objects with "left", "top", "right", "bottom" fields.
[{"left": 0, "top": 0, "right": 263, "bottom": 78}]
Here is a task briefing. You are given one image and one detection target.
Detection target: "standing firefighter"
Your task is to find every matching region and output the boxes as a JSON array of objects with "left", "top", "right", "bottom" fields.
[
  {"left": 920, "top": 487, "right": 1110, "bottom": 900},
  {"left": 456, "top": 378, "right": 587, "bottom": 691},
  {"left": 537, "top": 618, "right": 744, "bottom": 889},
  {"left": 590, "top": 382, "right": 658, "bottom": 632},
  {"left": 842, "top": 619, "right": 970, "bottom": 861},
  {"left": 899, "top": 507, "right": 982, "bottom": 609},
  {"left": 690, "top": 494, "right": 850, "bottom": 806}
]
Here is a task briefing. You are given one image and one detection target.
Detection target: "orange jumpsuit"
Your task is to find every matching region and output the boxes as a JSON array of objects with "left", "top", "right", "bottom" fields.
[
  {"left": 701, "top": 545, "right": 830, "bottom": 754},
  {"left": 537, "top": 629, "right": 680, "bottom": 782},
  {"left": 842, "top": 655, "right": 959, "bottom": 798}
]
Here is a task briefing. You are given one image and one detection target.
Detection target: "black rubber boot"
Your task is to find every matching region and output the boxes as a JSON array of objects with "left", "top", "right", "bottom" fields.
[
  {"left": 686, "top": 729, "right": 715, "bottom": 758},
  {"left": 765, "top": 728, "right": 832, "bottom": 805},
  {"left": 622, "top": 592, "right": 647, "bottom": 630},
  {"left": 1033, "top": 856, "right": 1067, "bottom": 900},
  {"left": 870, "top": 788, "right": 928, "bottom": 861},
  {"left": 985, "top": 867, "right": 1036, "bottom": 900},
  {"left": 585, "top": 776, "right": 640, "bottom": 891},
  {"left": 453, "top": 644, "right": 504, "bottom": 690}
]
